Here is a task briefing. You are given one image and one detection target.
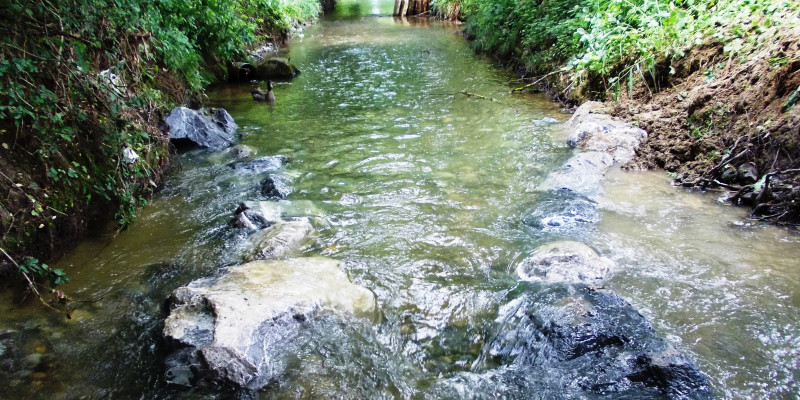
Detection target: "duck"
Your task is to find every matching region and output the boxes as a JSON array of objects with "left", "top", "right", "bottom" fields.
[{"left": 250, "top": 80, "right": 275, "bottom": 104}]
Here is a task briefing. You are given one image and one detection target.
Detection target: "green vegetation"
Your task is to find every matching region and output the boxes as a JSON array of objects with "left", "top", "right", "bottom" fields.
[
  {"left": 433, "top": 0, "right": 799, "bottom": 99},
  {"left": 0, "top": 0, "right": 322, "bottom": 291}
]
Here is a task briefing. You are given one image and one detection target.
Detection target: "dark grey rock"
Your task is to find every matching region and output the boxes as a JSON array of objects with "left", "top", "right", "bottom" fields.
[
  {"left": 255, "top": 58, "right": 300, "bottom": 80},
  {"left": 428, "top": 284, "right": 711, "bottom": 399},
  {"left": 232, "top": 201, "right": 282, "bottom": 231},
  {"left": 260, "top": 174, "right": 292, "bottom": 199},
  {"left": 720, "top": 164, "right": 738, "bottom": 183},
  {"left": 738, "top": 163, "right": 759, "bottom": 184},
  {"left": 165, "top": 107, "right": 237, "bottom": 150},
  {"left": 523, "top": 189, "right": 600, "bottom": 237}
]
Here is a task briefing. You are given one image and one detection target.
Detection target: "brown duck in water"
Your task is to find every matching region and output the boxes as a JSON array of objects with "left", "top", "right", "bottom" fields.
[{"left": 251, "top": 80, "right": 275, "bottom": 104}]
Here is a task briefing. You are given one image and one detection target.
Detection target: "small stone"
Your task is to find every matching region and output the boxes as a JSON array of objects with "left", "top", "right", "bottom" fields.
[
  {"left": 719, "top": 164, "right": 738, "bottom": 183},
  {"left": 737, "top": 163, "right": 759, "bottom": 184}
]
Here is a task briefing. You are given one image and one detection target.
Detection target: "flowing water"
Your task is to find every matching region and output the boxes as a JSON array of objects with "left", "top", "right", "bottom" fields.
[{"left": 2, "top": 1, "right": 799, "bottom": 399}]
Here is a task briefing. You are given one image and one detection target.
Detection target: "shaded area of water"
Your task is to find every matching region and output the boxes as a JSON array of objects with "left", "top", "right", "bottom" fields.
[{"left": 1, "top": 1, "right": 799, "bottom": 399}]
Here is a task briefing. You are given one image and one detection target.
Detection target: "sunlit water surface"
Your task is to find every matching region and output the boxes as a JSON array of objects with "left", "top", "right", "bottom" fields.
[{"left": 1, "top": 1, "right": 798, "bottom": 399}]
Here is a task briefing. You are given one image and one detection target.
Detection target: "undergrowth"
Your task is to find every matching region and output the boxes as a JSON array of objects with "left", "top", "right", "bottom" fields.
[
  {"left": 0, "top": 0, "right": 321, "bottom": 298},
  {"left": 434, "top": 0, "right": 800, "bottom": 99}
]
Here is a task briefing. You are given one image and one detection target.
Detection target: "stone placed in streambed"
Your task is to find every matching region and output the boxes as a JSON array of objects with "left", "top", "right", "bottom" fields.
[
  {"left": 229, "top": 155, "right": 288, "bottom": 173},
  {"left": 516, "top": 241, "right": 613, "bottom": 285},
  {"left": 427, "top": 284, "right": 712, "bottom": 399},
  {"left": 165, "top": 107, "right": 238, "bottom": 150},
  {"left": 522, "top": 189, "right": 600, "bottom": 237},
  {"left": 163, "top": 257, "right": 377, "bottom": 390},
  {"left": 567, "top": 101, "right": 647, "bottom": 165},
  {"left": 232, "top": 200, "right": 323, "bottom": 231},
  {"left": 260, "top": 174, "right": 292, "bottom": 199},
  {"left": 244, "top": 219, "right": 315, "bottom": 261}
]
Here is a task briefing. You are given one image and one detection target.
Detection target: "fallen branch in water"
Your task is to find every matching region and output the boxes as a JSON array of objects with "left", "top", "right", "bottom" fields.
[
  {"left": 511, "top": 69, "right": 566, "bottom": 93},
  {"left": 458, "top": 91, "right": 498, "bottom": 101}
]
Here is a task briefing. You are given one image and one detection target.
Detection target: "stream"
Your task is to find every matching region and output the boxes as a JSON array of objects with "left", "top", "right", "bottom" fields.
[{"left": 2, "top": 1, "right": 799, "bottom": 399}]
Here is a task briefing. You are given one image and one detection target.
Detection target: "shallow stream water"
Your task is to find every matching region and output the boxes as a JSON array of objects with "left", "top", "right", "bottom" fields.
[{"left": 1, "top": 1, "right": 799, "bottom": 399}]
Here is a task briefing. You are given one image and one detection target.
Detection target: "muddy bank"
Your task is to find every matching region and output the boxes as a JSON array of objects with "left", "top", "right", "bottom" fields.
[{"left": 614, "top": 27, "right": 800, "bottom": 224}]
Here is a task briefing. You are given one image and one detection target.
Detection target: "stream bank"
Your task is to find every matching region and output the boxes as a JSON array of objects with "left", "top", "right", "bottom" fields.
[
  {"left": 0, "top": 0, "right": 327, "bottom": 283},
  {"left": 435, "top": 0, "right": 800, "bottom": 225},
  {"left": 2, "top": 1, "right": 800, "bottom": 399}
]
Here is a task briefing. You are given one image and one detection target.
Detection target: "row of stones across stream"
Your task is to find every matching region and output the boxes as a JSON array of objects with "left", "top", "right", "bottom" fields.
[{"left": 154, "top": 103, "right": 713, "bottom": 397}]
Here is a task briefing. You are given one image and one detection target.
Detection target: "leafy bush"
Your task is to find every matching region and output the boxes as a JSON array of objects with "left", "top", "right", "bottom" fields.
[
  {"left": 0, "top": 0, "right": 322, "bottom": 284},
  {"left": 439, "top": 0, "right": 800, "bottom": 99}
]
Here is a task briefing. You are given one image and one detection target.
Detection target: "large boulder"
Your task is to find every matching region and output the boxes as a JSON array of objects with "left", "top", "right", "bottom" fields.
[
  {"left": 427, "top": 284, "right": 712, "bottom": 399},
  {"left": 516, "top": 241, "right": 613, "bottom": 285},
  {"left": 163, "top": 257, "right": 377, "bottom": 390},
  {"left": 255, "top": 57, "right": 300, "bottom": 80},
  {"left": 165, "top": 107, "right": 237, "bottom": 150}
]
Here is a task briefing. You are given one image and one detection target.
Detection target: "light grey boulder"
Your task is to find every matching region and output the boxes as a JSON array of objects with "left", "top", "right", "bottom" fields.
[
  {"left": 566, "top": 101, "right": 647, "bottom": 164},
  {"left": 538, "top": 151, "right": 614, "bottom": 198},
  {"left": 516, "top": 241, "right": 614, "bottom": 285},
  {"left": 165, "top": 107, "right": 237, "bottom": 150},
  {"left": 163, "top": 257, "right": 377, "bottom": 389}
]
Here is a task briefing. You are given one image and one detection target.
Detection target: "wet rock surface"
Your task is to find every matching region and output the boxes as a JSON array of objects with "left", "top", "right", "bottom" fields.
[
  {"left": 165, "top": 107, "right": 238, "bottom": 150},
  {"left": 526, "top": 102, "right": 648, "bottom": 239},
  {"left": 567, "top": 101, "right": 647, "bottom": 164},
  {"left": 516, "top": 241, "right": 613, "bottom": 285},
  {"left": 260, "top": 174, "right": 292, "bottom": 199},
  {"left": 245, "top": 219, "right": 315, "bottom": 261},
  {"left": 229, "top": 155, "right": 288, "bottom": 173},
  {"left": 522, "top": 189, "right": 600, "bottom": 237},
  {"left": 255, "top": 57, "right": 300, "bottom": 80},
  {"left": 428, "top": 284, "right": 712, "bottom": 399},
  {"left": 163, "top": 257, "right": 377, "bottom": 390}
]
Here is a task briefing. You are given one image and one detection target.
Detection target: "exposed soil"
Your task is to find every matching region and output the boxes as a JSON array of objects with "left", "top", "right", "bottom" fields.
[{"left": 611, "top": 27, "right": 800, "bottom": 224}]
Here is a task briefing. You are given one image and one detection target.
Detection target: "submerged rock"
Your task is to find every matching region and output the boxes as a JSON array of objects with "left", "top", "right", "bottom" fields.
[
  {"left": 522, "top": 189, "right": 600, "bottom": 237},
  {"left": 516, "top": 241, "right": 613, "bottom": 285},
  {"left": 165, "top": 107, "right": 237, "bottom": 150},
  {"left": 163, "top": 257, "right": 376, "bottom": 390},
  {"left": 538, "top": 152, "right": 613, "bottom": 198},
  {"left": 232, "top": 200, "right": 323, "bottom": 231},
  {"left": 260, "top": 174, "right": 292, "bottom": 199},
  {"left": 229, "top": 155, "right": 288, "bottom": 173},
  {"left": 429, "top": 284, "right": 712, "bottom": 399},
  {"left": 245, "top": 220, "right": 314, "bottom": 261}
]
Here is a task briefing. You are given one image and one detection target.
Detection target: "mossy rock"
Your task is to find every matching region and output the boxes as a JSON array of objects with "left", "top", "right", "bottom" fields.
[{"left": 255, "top": 57, "right": 300, "bottom": 80}]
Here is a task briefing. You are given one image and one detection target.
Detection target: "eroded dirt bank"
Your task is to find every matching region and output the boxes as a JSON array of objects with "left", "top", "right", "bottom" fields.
[{"left": 614, "top": 27, "right": 800, "bottom": 224}]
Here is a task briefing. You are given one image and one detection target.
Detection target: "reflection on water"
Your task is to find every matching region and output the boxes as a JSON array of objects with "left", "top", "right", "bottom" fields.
[{"left": 1, "top": 1, "right": 799, "bottom": 399}]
